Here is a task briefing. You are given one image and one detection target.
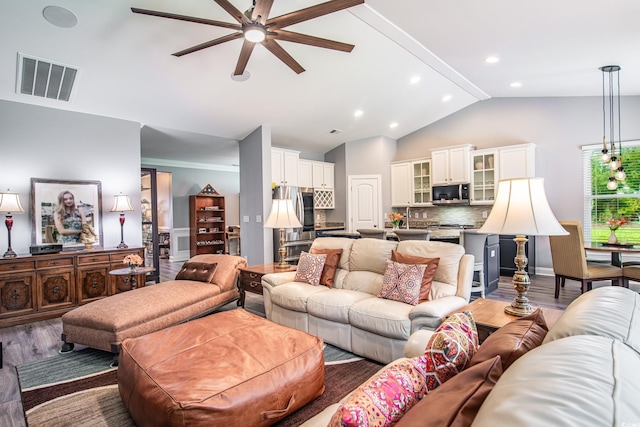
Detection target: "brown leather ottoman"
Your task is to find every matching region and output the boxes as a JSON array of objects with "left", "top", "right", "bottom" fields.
[{"left": 117, "top": 309, "right": 325, "bottom": 426}]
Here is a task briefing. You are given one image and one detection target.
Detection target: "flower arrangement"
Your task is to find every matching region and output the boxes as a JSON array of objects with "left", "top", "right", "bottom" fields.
[
  {"left": 388, "top": 212, "right": 403, "bottom": 228},
  {"left": 123, "top": 254, "right": 143, "bottom": 269},
  {"left": 606, "top": 217, "right": 629, "bottom": 231}
]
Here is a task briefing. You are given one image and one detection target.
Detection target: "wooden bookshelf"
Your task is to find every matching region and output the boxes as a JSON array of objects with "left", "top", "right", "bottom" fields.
[{"left": 189, "top": 193, "right": 226, "bottom": 257}]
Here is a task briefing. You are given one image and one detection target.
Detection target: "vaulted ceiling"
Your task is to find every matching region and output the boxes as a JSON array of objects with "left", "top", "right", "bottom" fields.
[{"left": 2, "top": 1, "right": 639, "bottom": 167}]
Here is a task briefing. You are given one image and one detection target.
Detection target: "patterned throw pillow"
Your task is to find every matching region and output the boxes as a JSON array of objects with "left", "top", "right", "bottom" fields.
[
  {"left": 293, "top": 251, "right": 327, "bottom": 285},
  {"left": 423, "top": 311, "right": 479, "bottom": 393},
  {"left": 328, "top": 357, "right": 428, "bottom": 427},
  {"left": 310, "top": 248, "right": 343, "bottom": 288},
  {"left": 378, "top": 260, "right": 427, "bottom": 305},
  {"left": 391, "top": 250, "right": 440, "bottom": 303}
]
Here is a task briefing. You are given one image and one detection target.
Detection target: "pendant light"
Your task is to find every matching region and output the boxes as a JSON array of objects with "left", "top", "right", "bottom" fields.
[{"left": 600, "top": 65, "right": 625, "bottom": 190}]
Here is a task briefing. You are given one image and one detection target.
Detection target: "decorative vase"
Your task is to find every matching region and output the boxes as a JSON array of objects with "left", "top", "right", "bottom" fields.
[
  {"left": 392, "top": 222, "right": 399, "bottom": 230},
  {"left": 129, "top": 264, "right": 137, "bottom": 271},
  {"left": 608, "top": 229, "right": 618, "bottom": 244}
]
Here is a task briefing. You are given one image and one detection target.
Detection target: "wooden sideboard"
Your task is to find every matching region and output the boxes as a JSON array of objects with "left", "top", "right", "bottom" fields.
[{"left": 0, "top": 247, "right": 145, "bottom": 328}]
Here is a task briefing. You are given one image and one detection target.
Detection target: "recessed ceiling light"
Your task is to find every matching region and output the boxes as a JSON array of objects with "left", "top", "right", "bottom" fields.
[
  {"left": 354, "top": 110, "right": 363, "bottom": 118},
  {"left": 442, "top": 94, "right": 452, "bottom": 102},
  {"left": 510, "top": 81, "right": 522, "bottom": 88},
  {"left": 409, "top": 76, "right": 421, "bottom": 85},
  {"left": 485, "top": 56, "right": 500, "bottom": 63},
  {"left": 389, "top": 122, "right": 398, "bottom": 129},
  {"left": 42, "top": 6, "right": 77, "bottom": 28}
]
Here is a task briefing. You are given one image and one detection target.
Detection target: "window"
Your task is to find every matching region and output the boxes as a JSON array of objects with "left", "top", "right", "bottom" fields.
[{"left": 583, "top": 141, "right": 640, "bottom": 244}]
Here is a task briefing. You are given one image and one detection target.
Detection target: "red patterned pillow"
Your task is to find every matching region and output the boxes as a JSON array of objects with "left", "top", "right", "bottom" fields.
[
  {"left": 378, "top": 260, "right": 427, "bottom": 305},
  {"left": 423, "top": 311, "right": 479, "bottom": 393},
  {"left": 293, "top": 251, "right": 327, "bottom": 285},
  {"left": 328, "top": 357, "right": 428, "bottom": 427}
]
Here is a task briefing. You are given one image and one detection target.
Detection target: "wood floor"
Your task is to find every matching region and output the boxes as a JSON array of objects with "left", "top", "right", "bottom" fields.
[{"left": 0, "top": 260, "right": 637, "bottom": 427}]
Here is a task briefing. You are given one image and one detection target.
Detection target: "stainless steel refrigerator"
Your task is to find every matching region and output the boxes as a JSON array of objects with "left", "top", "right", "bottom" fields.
[{"left": 272, "top": 186, "right": 315, "bottom": 264}]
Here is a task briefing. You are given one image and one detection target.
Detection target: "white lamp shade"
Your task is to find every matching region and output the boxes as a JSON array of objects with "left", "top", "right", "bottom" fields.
[
  {"left": 264, "top": 199, "right": 302, "bottom": 229},
  {"left": 0, "top": 192, "right": 25, "bottom": 214},
  {"left": 478, "top": 178, "right": 568, "bottom": 236},
  {"left": 110, "top": 194, "right": 134, "bottom": 212}
]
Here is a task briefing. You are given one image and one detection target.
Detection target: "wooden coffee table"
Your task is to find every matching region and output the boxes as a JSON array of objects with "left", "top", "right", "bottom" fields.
[{"left": 456, "top": 298, "right": 564, "bottom": 343}]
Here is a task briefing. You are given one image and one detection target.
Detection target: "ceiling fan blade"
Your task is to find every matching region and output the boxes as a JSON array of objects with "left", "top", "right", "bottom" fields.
[
  {"left": 213, "top": 0, "right": 251, "bottom": 24},
  {"left": 267, "top": 0, "right": 364, "bottom": 30},
  {"left": 263, "top": 39, "right": 305, "bottom": 74},
  {"left": 173, "top": 32, "right": 243, "bottom": 57},
  {"left": 131, "top": 7, "right": 241, "bottom": 31},
  {"left": 273, "top": 29, "right": 354, "bottom": 52},
  {"left": 252, "top": 0, "right": 275, "bottom": 24},
  {"left": 234, "top": 40, "right": 256, "bottom": 75}
]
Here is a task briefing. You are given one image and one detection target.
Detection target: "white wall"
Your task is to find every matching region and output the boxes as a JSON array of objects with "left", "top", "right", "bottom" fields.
[
  {"left": 397, "top": 96, "right": 640, "bottom": 270},
  {"left": 0, "top": 100, "right": 142, "bottom": 255}
]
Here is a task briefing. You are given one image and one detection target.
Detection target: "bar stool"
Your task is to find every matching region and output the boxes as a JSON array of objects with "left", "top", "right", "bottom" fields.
[
  {"left": 462, "top": 230, "right": 488, "bottom": 298},
  {"left": 357, "top": 229, "right": 385, "bottom": 239},
  {"left": 394, "top": 229, "right": 431, "bottom": 241}
]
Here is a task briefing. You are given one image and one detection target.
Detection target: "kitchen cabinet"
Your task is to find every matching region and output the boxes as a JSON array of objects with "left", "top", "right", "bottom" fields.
[
  {"left": 312, "top": 161, "right": 334, "bottom": 189},
  {"left": 189, "top": 192, "right": 226, "bottom": 257},
  {"left": 412, "top": 160, "right": 431, "bottom": 205},
  {"left": 298, "top": 159, "right": 313, "bottom": 188},
  {"left": 431, "top": 144, "right": 473, "bottom": 185},
  {"left": 498, "top": 143, "right": 536, "bottom": 180},
  {"left": 471, "top": 149, "right": 498, "bottom": 205},
  {"left": 390, "top": 162, "right": 412, "bottom": 207},
  {"left": 484, "top": 234, "right": 500, "bottom": 293},
  {"left": 272, "top": 147, "right": 299, "bottom": 187}
]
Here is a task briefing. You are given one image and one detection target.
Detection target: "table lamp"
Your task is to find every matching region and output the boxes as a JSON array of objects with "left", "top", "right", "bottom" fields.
[
  {"left": 478, "top": 178, "right": 567, "bottom": 316},
  {"left": 111, "top": 193, "right": 134, "bottom": 249},
  {"left": 264, "top": 198, "right": 302, "bottom": 269},
  {"left": 0, "top": 190, "right": 25, "bottom": 258}
]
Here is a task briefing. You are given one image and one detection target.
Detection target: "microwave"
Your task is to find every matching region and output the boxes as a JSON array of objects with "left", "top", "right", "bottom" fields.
[{"left": 432, "top": 184, "right": 470, "bottom": 205}]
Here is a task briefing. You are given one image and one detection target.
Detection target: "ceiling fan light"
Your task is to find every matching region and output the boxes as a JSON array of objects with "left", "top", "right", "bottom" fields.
[{"left": 244, "top": 24, "right": 266, "bottom": 43}]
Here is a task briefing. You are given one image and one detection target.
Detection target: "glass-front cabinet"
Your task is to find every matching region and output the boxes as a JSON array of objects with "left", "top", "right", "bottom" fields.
[
  {"left": 412, "top": 160, "right": 432, "bottom": 205},
  {"left": 141, "top": 168, "right": 159, "bottom": 282},
  {"left": 471, "top": 150, "right": 497, "bottom": 205}
]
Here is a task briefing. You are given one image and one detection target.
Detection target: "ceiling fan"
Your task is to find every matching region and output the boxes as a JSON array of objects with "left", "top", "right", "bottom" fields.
[{"left": 131, "top": 0, "right": 364, "bottom": 75}]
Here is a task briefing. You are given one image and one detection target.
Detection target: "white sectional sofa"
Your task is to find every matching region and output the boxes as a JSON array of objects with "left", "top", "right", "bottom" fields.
[{"left": 261, "top": 237, "right": 474, "bottom": 364}]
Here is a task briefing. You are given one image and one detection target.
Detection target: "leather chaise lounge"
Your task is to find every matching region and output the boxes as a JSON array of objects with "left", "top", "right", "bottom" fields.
[{"left": 60, "top": 254, "right": 247, "bottom": 356}]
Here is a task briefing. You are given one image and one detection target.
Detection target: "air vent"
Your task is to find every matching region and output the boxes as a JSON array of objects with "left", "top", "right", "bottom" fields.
[
  {"left": 17, "top": 53, "right": 78, "bottom": 102},
  {"left": 329, "top": 129, "right": 342, "bottom": 134}
]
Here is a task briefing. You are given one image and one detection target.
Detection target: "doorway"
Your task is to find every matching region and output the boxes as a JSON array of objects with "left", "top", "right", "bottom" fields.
[{"left": 347, "top": 175, "right": 382, "bottom": 232}]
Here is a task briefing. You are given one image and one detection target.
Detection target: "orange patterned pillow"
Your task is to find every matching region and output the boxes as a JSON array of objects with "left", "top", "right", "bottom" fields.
[
  {"left": 293, "top": 251, "right": 327, "bottom": 285},
  {"left": 391, "top": 250, "right": 439, "bottom": 302},
  {"left": 378, "top": 260, "right": 427, "bottom": 305},
  {"left": 310, "top": 248, "right": 343, "bottom": 288}
]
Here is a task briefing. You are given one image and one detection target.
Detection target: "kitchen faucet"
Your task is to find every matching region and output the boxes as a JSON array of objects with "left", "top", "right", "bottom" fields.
[{"left": 405, "top": 206, "right": 410, "bottom": 229}]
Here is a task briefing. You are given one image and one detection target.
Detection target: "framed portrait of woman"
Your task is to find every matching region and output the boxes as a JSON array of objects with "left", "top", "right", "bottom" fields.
[{"left": 31, "top": 178, "right": 103, "bottom": 250}]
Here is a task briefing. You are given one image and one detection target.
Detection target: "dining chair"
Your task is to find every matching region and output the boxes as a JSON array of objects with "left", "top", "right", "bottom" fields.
[
  {"left": 462, "top": 230, "right": 488, "bottom": 298},
  {"left": 393, "top": 229, "right": 431, "bottom": 241},
  {"left": 356, "top": 228, "right": 385, "bottom": 239},
  {"left": 549, "top": 221, "right": 623, "bottom": 298}
]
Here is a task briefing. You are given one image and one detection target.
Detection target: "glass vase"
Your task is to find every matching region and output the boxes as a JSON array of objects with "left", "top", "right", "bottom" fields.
[{"left": 608, "top": 229, "right": 618, "bottom": 244}]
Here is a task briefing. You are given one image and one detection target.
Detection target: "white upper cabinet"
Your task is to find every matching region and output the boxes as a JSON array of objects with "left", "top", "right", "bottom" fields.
[
  {"left": 312, "top": 161, "right": 334, "bottom": 189},
  {"left": 470, "top": 149, "right": 498, "bottom": 205},
  {"left": 390, "top": 162, "right": 412, "bottom": 207},
  {"left": 498, "top": 143, "right": 536, "bottom": 180},
  {"left": 272, "top": 147, "right": 299, "bottom": 187},
  {"left": 298, "top": 159, "right": 313, "bottom": 188},
  {"left": 431, "top": 145, "right": 473, "bottom": 185}
]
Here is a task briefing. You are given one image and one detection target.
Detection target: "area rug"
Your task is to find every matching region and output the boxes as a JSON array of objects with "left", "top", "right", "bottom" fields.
[{"left": 18, "top": 344, "right": 382, "bottom": 426}]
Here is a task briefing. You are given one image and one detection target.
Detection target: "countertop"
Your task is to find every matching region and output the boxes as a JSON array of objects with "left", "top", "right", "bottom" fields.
[{"left": 317, "top": 228, "right": 464, "bottom": 241}]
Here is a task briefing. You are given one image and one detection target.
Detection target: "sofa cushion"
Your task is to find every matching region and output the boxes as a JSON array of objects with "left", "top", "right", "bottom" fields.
[
  {"left": 350, "top": 297, "right": 413, "bottom": 340},
  {"left": 378, "top": 260, "right": 427, "bottom": 305},
  {"left": 328, "top": 356, "right": 428, "bottom": 427},
  {"left": 175, "top": 261, "right": 218, "bottom": 283},
  {"left": 543, "top": 286, "right": 640, "bottom": 354},
  {"left": 391, "top": 250, "right": 439, "bottom": 303},
  {"left": 424, "top": 311, "right": 479, "bottom": 391},
  {"left": 395, "top": 356, "right": 503, "bottom": 427},
  {"left": 294, "top": 252, "right": 327, "bottom": 285},
  {"left": 343, "top": 270, "right": 385, "bottom": 295},
  {"left": 468, "top": 308, "right": 548, "bottom": 371},
  {"left": 311, "top": 248, "right": 343, "bottom": 288},
  {"left": 396, "top": 241, "right": 464, "bottom": 288},
  {"left": 270, "top": 282, "right": 328, "bottom": 313},
  {"left": 310, "top": 237, "right": 354, "bottom": 272},
  {"left": 349, "top": 238, "right": 398, "bottom": 275},
  {"left": 307, "top": 289, "right": 374, "bottom": 324},
  {"left": 472, "top": 335, "right": 640, "bottom": 426}
]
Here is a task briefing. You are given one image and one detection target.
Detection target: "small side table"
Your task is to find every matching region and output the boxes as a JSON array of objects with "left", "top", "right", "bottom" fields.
[
  {"left": 109, "top": 266, "right": 155, "bottom": 291},
  {"left": 453, "top": 298, "right": 564, "bottom": 343},
  {"left": 238, "top": 263, "right": 296, "bottom": 308}
]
